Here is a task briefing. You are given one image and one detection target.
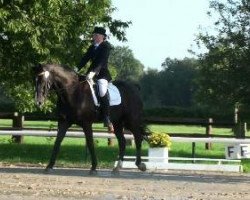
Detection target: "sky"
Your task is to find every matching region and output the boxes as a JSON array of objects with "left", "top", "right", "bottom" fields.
[{"left": 110, "top": 0, "right": 215, "bottom": 70}]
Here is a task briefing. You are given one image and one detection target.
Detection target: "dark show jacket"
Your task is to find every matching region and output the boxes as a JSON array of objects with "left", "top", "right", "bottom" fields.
[{"left": 77, "top": 41, "right": 112, "bottom": 81}]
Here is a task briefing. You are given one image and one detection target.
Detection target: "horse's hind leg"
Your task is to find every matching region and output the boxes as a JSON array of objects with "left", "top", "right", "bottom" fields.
[
  {"left": 134, "top": 133, "right": 146, "bottom": 171},
  {"left": 112, "top": 122, "right": 125, "bottom": 174},
  {"left": 127, "top": 120, "right": 147, "bottom": 171},
  {"left": 125, "top": 120, "right": 146, "bottom": 171},
  {"left": 45, "top": 120, "right": 70, "bottom": 172}
]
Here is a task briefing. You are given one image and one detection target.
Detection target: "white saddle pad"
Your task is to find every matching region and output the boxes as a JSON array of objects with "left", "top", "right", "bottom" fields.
[{"left": 88, "top": 81, "right": 121, "bottom": 106}]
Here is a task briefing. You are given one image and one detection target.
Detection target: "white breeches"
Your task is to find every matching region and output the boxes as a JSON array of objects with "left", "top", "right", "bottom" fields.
[{"left": 97, "top": 79, "right": 108, "bottom": 97}]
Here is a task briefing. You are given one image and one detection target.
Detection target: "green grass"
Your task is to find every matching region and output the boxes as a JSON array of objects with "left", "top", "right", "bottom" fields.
[
  {"left": 0, "top": 119, "right": 107, "bottom": 131},
  {"left": 0, "top": 136, "right": 145, "bottom": 168},
  {"left": 1, "top": 119, "right": 249, "bottom": 136},
  {"left": 0, "top": 119, "right": 250, "bottom": 172},
  {"left": 148, "top": 124, "right": 250, "bottom": 136}
]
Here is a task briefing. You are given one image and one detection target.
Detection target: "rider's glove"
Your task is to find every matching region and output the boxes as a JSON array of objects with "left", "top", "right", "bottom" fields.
[
  {"left": 86, "top": 71, "right": 96, "bottom": 81},
  {"left": 74, "top": 66, "right": 79, "bottom": 73}
]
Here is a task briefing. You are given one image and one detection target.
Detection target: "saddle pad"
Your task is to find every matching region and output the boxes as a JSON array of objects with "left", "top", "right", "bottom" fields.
[
  {"left": 108, "top": 82, "right": 122, "bottom": 106},
  {"left": 88, "top": 81, "right": 121, "bottom": 106}
]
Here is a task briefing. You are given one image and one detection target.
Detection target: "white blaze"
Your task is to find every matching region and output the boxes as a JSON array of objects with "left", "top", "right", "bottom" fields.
[{"left": 44, "top": 71, "right": 50, "bottom": 79}]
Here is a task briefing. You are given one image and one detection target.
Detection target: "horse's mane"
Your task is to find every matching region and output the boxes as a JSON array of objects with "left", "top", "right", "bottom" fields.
[{"left": 46, "top": 64, "right": 78, "bottom": 81}]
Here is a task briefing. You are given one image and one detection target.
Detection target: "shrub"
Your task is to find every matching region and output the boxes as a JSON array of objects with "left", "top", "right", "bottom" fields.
[{"left": 148, "top": 132, "right": 171, "bottom": 148}]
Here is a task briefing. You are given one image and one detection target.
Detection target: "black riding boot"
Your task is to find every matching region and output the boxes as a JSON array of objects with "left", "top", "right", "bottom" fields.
[{"left": 100, "top": 94, "right": 114, "bottom": 132}]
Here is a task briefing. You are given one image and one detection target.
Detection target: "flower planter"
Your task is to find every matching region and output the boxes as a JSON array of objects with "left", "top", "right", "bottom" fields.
[{"left": 148, "top": 147, "right": 168, "bottom": 163}]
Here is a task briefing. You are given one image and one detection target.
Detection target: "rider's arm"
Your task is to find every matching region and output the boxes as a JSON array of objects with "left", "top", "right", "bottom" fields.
[
  {"left": 77, "top": 46, "right": 93, "bottom": 71},
  {"left": 90, "top": 42, "right": 110, "bottom": 75}
]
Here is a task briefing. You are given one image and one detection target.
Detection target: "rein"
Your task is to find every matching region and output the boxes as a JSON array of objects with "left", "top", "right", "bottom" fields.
[
  {"left": 37, "top": 70, "right": 88, "bottom": 95},
  {"left": 36, "top": 71, "right": 51, "bottom": 97}
]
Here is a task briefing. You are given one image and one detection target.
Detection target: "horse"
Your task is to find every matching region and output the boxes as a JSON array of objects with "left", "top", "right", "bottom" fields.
[{"left": 33, "top": 63, "right": 148, "bottom": 174}]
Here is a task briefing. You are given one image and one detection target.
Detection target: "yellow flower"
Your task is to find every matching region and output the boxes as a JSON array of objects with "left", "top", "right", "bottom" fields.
[{"left": 148, "top": 132, "right": 171, "bottom": 148}]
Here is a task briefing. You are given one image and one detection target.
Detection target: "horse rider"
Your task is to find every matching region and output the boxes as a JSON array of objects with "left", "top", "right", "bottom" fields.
[{"left": 77, "top": 26, "right": 114, "bottom": 132}]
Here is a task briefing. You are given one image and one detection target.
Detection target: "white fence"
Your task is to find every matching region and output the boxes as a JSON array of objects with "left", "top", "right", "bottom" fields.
[
  {"left": 0, "top": 130, "right": 119, "bottom": 139},
  {"left": 0, "top": 129, "right": 248, "bottom": 172},
  {"left": 0, "top": 129, "right": 250, "bottom": 144}
]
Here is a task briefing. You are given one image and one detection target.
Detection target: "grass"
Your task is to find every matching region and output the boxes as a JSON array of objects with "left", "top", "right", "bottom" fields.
[
  {"left": 0, "top": 136, "right": 143, "bottom": 168},
  {"left": 1, "top": 119, "right": 250, "bottom": 136},
  {"left": 148, "top": 124, "right": 250, "bottom": 136},
  {"left": 0, "top": 119, "right": 107, "bottom": 131},
  {"left": 0, "top": 119, "right": 249, "bottom": 172}
]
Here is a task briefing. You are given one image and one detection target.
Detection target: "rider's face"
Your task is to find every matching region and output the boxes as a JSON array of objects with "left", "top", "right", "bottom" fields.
[{"left": 93, "top": 33, "right": 104, "bottom": 45}]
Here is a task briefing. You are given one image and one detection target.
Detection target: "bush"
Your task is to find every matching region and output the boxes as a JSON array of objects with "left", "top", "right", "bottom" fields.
[
  {"left": 148, "top": 132, "right": 171, "bottom": 148},
  {"left": 143, "top": 106, "right": 235, "bottom": 121}
]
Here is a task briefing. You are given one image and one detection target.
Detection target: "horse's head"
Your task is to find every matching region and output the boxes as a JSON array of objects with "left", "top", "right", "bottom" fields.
[{"left": 33, "top": 63, "right": 52, "bottom": 107}]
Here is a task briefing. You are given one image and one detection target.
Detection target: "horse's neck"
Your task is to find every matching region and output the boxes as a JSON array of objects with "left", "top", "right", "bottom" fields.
[
  {"left": 56, "top": 80, "right": 94, "bottom": 112},
  {"left": 53, "top": 71, "right": 79, "bottom": 104}
]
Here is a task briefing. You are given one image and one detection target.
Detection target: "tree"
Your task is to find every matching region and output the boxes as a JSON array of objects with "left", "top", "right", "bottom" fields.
[
  {"left": 140, "top": 68, "right": 161, "bottom": 108},
  {"left": 195, "top": 0, "right": 250, "bottom": 112},
  {"left": 0, "top": 0, "right": 130, "bottom": 112},
  {"left": 160, "top": 58, "right": 198, "bottom": 107},
  {"left": 109, "top": 46, "right": 144, "bottom": 82},
  {"left": 140, "top": 58, "right": 198, "bottom": 108}
]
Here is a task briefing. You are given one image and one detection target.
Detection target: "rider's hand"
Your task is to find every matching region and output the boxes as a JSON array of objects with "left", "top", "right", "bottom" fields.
[
  {"left": 74, "top": 67, "right": 79, "bottom": 73},
  {"left": 86, "top": 71, "right": 96, "bottom": 81}
]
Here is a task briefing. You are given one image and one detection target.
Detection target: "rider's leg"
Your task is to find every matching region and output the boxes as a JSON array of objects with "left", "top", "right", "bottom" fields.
[{"left": 97, "top": 79, "right": 114, "bottom": 132}]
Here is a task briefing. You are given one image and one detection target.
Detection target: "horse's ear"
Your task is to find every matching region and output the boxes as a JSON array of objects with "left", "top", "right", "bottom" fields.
[{"left": 32, "top": 63, "right": 42, "bottom": 72}]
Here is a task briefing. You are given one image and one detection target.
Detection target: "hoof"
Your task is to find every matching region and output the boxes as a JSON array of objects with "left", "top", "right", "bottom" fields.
[
  {"left": 137, "top": 163, "right": 146, "bottom": 171},
  {"left": 44, "top": 167, "right": 53, "bottom": 174},
  {"left": 112, "top": 160, "right": 122, "bottom": 175},
  {"left": 89, "top": 169, "right": 97, "bottom": 175}
]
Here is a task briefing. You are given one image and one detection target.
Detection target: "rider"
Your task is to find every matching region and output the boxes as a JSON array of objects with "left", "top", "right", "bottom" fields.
[{"left": 77, "top": 26, "right": 114, "bottom": 132}]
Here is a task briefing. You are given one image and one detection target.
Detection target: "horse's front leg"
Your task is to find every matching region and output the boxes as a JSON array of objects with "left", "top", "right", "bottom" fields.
[
  {"left": 45, "top": 120, "right": 70, "bottom": 173},
  {"left": 112, "top": 123, "right": 126, "bottom": 174},
  {"left": 83, "top": 122, "right": 97, "bottom": 175}
]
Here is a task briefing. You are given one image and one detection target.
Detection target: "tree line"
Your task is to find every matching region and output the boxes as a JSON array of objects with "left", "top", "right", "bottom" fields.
[{"left": 1, "top": 0, "right": 249, "bottom": 120}]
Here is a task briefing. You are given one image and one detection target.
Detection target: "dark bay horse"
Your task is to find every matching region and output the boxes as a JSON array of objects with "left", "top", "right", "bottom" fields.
[{"left": 33, "top": 63, "right": 147, "bottom": 174}]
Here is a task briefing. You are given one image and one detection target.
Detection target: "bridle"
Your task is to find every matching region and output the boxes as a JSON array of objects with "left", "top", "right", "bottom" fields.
[
  {"left": 36, "top": 70, "right": 88, "bottom": 94},
  {"left": 35, "top": 69, "right": 92, "bottom": 106},
  {"left": 35, "top": 70, "right": 51, "bottom": 100},
  {"left": 38, "top": 71, "right": 50, "bottom": 78}
]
